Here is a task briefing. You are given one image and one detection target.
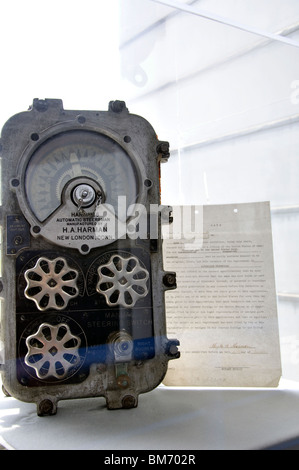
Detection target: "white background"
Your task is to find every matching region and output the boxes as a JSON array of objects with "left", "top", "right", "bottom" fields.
[{"left": 1, "top": 0, "right": 299, "bottom": 380}]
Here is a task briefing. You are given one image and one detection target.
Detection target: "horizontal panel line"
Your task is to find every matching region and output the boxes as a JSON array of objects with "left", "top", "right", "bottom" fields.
[
  {"left": 278, "top": 293, "right": 299, "bottom": 301},
  {"left": 128, "top": 21, "right": 299, "bottom": 103},
  {"left": 150, "top": 0, "right": 299, "bottom": 48},
  {"left": 169, "top": 113, "right": 299, "bottom": 153},
  {"left": 271, "top": 205, "right": 299, "bottom": 214}
]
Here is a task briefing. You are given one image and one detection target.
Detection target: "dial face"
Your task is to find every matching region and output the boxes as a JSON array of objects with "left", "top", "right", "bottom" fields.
[{"left": 24, "top": 130, "right": 140, "bottom": 222}]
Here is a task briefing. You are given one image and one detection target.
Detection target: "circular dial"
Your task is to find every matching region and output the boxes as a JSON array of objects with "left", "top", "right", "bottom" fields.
[{"left": 24, "top": 130, "right": 140, "bottom": 222}]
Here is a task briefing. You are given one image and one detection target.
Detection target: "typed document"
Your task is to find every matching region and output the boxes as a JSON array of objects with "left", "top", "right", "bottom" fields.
[{"left": 163, "top": 202, "right": 281, "bottom": 387}]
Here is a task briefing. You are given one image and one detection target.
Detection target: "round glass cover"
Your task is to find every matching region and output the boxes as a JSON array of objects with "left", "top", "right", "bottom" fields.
[{"left": 24, "top": 130, "right": 140, "bottom": 222}]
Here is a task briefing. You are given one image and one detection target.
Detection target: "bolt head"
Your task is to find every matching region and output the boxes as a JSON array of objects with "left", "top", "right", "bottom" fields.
[{"left": 122, "top": 395, "right": 136, "bottom": 409}]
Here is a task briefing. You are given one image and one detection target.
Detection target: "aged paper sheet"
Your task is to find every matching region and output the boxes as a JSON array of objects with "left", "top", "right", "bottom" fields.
[{"left": 162, "top": 202, "right": 281, "bottom": 387}]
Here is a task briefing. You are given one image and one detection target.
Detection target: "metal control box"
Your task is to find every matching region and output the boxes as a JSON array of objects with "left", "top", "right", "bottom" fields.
[{"left": 0, "top": 99, "right": 179, "bottom": 415}]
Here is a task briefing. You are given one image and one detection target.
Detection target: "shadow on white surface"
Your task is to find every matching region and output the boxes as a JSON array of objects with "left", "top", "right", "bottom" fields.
[{"left": 1, "top": 380, "right": 299, "bottom": 450}]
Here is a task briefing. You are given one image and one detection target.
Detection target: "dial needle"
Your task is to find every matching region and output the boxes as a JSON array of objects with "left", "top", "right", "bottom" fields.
[{"left": 69, "top": 152, "right": 82, "bottom": 177}]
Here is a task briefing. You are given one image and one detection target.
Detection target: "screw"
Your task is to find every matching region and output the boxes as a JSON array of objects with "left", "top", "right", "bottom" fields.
[
  {"left": 122, "top": 395, "right": 136, "bottom": 409},
  {"left": 163, "top": 273, "right": 176, "bottom": 288},
  {"left": 38, "top": 399, "right": 54, "bottom": 416},
  {"left": 169, "top": 344, "right": 179, "bottom": 355},
  {"left": 167, "top": 340, "right": 180, "bottom": 358},
  {"left": 157, "top": 142, "right": 169, "bottom": 153},
  {"left": 157, "top": 141, "right": 170, "bottom": 161},
  {"left": 109, "top": 100, "right": 127, "bottom": 113},
  {"left": 34, "top": 99, "right": 49, "bottom": 112},
  {"left": 14, "top": 236, "right": 23, "bottom": 245},
  {"left": 11, "top": 179, "right": 20, "bottom": 187},
  {"left": 117, "top": 374, "right": 130, "bottom": 389},
  {"left": 77, "top": 115, "right": 86, "bottom": 124}
]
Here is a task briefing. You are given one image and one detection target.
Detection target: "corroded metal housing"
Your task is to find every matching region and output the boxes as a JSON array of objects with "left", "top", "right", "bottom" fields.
[{"left": 0, "top": 99, "right": 179, "bottom": 415}]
